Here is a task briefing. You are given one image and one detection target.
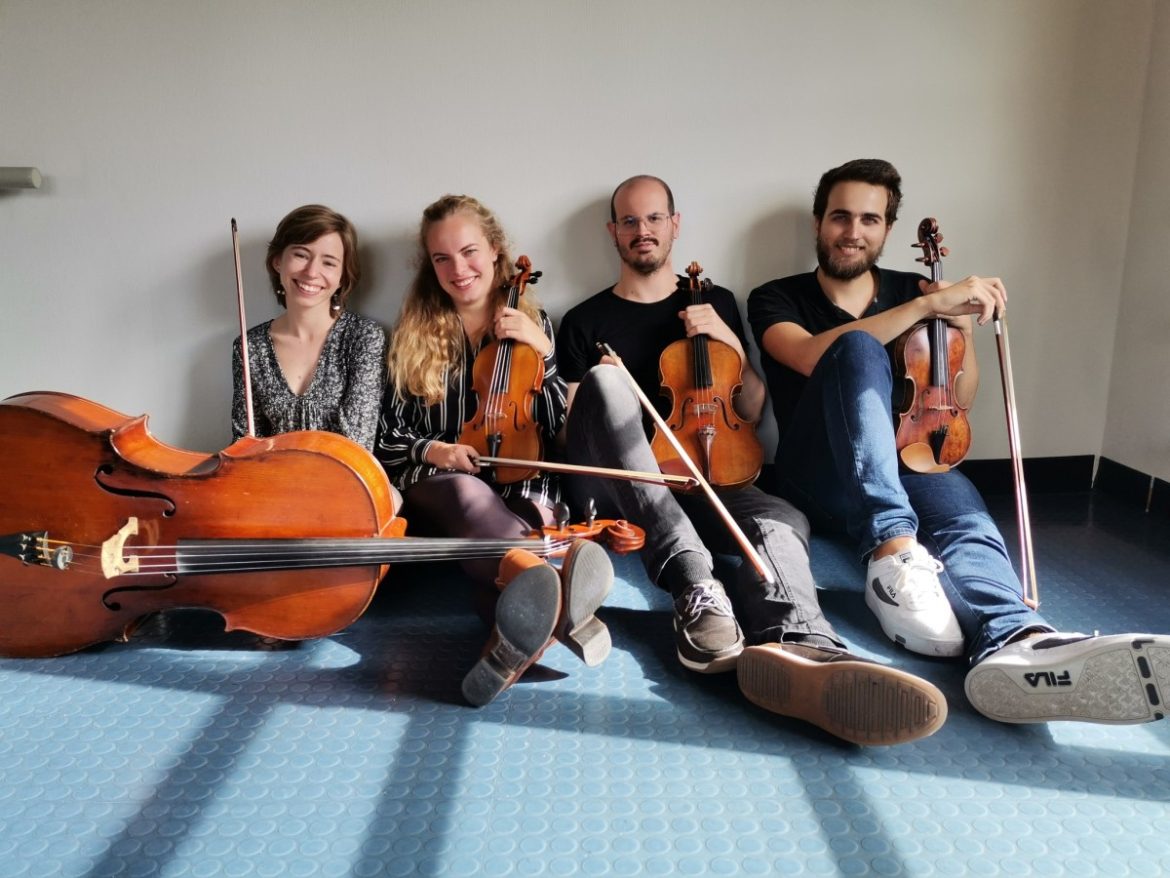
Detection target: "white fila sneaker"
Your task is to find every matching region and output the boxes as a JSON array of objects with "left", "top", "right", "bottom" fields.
[
  {"left": 865, "top": 543, "right": 964, "bottom": 657},
  {"left": 965, "top": 633, "right": 1170, "bottom": 724}
]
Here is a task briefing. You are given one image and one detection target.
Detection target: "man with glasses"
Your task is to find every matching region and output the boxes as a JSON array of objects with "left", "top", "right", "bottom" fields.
[{"left": 554, "top": 174, "right": 948, "bottom": 746}]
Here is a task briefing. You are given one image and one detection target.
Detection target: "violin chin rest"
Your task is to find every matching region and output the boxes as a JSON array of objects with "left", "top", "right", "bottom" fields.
[{"left": 899, "top": 443, "right": 951, "bottom": 475}]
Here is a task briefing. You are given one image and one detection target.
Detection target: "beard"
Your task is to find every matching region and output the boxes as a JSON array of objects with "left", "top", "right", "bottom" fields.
[
  {"left": 618, "top": 236, "right": 671, "bottom": 276},
  {"left": 816, "top": 236, "right": 883, "bottom": 281}
]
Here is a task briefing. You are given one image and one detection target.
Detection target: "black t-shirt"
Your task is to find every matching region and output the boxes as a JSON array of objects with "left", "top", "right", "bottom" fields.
[
  {"left": 747, "top": 268, "right": 926, "bottom": 440},
  {"left": 557, "top": 276, "right": 752, "bottom": 421}
]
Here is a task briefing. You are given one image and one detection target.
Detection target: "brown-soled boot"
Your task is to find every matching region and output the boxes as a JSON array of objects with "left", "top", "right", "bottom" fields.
[
  {"left": 556, "top": 540, "right": 613, "bottom": 667},
  {"left": 493, "top": 542, "right": 614, "bottom": 667},
  {"left": 462, "top": 555, "right": 561, "bottom": 707}
]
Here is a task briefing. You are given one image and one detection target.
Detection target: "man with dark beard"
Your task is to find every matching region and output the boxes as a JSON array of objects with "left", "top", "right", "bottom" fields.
[
  {"left": 555, "top": 174, "right": 949, "bottom": 746},
  {"left": 747, "top": 159, "right": 1170, "bottom": 726}
]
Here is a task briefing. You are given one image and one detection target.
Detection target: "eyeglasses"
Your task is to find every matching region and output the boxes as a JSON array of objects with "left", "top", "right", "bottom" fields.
[{"left": 614, "top": 213, "right": 674, "bottom": 235}]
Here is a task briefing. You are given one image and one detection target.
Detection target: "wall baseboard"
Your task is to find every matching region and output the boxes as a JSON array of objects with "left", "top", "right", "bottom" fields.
[
  {"left": 764, "top": 454, "right": 1170, "bottom": 518},
  {"left": 958, "top": 455, "right": 1095, "bottom": 496},
  {"left": 1094, "top": 456, "right": 1170, "bottom": 518}
]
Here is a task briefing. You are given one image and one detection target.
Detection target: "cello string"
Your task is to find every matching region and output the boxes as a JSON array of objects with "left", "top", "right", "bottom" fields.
[{"left": 92, "top": 537, "right": 572, "bottom": 575}]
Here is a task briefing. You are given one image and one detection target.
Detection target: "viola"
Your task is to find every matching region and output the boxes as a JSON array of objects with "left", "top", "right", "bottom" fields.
[
  {"left": 0, "top": 392, "right": 590, "bottom": 659},
  {"left": 458, "top": 256, "right": 545, "bottom": 484},
  {"left": 651, "top": 261, "right": 763, "bottom": 490},
  {"left": 893, "top": 219, "right": 972, "bottom": 474}
]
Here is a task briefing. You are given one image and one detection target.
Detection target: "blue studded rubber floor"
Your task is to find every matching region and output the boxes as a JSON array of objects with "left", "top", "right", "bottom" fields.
[{"left": 1, "top": 491, "right": 1168, "bottom": 877}]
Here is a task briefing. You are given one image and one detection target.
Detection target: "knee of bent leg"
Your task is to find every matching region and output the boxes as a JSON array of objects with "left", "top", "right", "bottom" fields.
[
  {"left": 828, "top": 329, "right": 885, "bottom": 362},
  {"left": 579, "top": 364, "right": 639, "bottom": 419}
]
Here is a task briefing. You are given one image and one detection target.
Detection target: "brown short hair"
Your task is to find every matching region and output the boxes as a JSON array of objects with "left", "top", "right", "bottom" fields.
[
  {"left": 265, "top": 204, "right": 360, "bottom": 310},
  {"left": 812, "top": 159, "right": 902, "bottom": 226}
]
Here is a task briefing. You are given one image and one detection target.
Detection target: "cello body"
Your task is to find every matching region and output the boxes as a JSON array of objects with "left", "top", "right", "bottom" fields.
[{"left": 0, "top": 391, "right": 401, "bottom": 658}]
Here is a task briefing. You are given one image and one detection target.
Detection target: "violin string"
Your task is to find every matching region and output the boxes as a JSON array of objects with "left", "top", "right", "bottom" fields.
[{"left": 487, "top": 283, "right": 517, "bottom": 434}]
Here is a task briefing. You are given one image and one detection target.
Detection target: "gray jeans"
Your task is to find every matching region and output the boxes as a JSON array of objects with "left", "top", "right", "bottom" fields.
[{"left": 565, "top": 365, "right": 840, "bottom": 647}]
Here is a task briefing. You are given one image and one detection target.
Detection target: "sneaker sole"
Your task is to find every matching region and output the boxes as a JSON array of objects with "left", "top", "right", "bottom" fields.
[
  {"left": 864, "top": 585, "right": 964, "bottom": 658},
  {"left": 557, "top": 541, "right": 613, "bottom": 667},
  {"left": 462, "top": 566, "right": 561, "bottom": 708},
  {"left": 965, "top": 634, "right": 1170, "bottom": 724},
  {"left": 677, "top": 643, "right": 743, "bottom": 674},
  {"left": 737, "top": 645, "right": 948, "bottom": 745}
]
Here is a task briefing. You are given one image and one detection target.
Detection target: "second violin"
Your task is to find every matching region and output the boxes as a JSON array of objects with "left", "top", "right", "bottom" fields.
[
  {"left": 892, "top": 218, "right": 972, "bottom": 474},
  {"left": 459, "top": 256, "right": 544, "bottom": 483},
  {"left": 651, "top": 261, "right": 763, "bottom": 490}
]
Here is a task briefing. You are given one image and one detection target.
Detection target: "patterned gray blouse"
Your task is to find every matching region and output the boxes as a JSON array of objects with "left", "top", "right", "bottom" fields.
[{"left": 231, "top": 311, "right": 388, "bottom": 451}]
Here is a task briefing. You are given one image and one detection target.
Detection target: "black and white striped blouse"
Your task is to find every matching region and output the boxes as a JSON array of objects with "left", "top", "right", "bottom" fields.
[{"left": 375, "top": 312, "right": 566, "bottom": 508}]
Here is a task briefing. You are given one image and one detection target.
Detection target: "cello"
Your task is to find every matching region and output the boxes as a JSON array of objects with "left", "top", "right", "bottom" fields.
[
  {"left": 893, "top": 218, "right": 972, "bottom": 474},
  {"left": 458, "top": 256, "right": 544, "bottom": 484},
  {"left": 651, "top": 261, "right": 763, "bottom": 490},
  {"left": 0, "top": 391, "right": 647, "bottom": 658},
  {"left": 0, "top": 225, "right": 641, "bottom": 659}
]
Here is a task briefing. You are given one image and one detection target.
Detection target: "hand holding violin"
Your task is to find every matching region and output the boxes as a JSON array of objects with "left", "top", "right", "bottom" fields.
[
  {"left": 917, "top": 274, "right": 1007, "bottom": 326},
  {"left": 493, "top": 306, "right": 551, "bottom": 356},
  {"left": 679, "top": 303, "right": 745, "bottom": 354}
]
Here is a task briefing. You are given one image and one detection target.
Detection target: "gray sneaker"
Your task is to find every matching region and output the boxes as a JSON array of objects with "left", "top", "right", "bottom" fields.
[{"left": 673, "top": 580, "right": 744, "bottom": 673}]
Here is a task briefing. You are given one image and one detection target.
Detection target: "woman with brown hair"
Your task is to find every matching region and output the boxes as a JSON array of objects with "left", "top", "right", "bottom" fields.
[{"left": 232, "top": 204, "right": 386, "bottom": 451}]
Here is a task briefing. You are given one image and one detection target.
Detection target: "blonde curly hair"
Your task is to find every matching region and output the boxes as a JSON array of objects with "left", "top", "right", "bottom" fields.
[{"left": 388, "top": 195, "right": 542, "bottom": 403}]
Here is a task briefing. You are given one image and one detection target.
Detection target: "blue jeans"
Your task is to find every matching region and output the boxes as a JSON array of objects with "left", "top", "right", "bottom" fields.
[
  {"left": 565, "top": 365, "right": 840, "bottom": 647},
  {"left": 773, "top": 331, "right": 1050, "bottom": 664}
]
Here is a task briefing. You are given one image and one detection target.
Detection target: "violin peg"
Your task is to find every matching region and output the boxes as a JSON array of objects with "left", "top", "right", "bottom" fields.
[
  {"left": 585, "top": 498, "right": 597, "bottom": 528},
  {"left": 555, "top": 501, "right": 571, "bottom": 530},
  {"left": 939, "top": 246, "right": 951, "bottom": 257}
]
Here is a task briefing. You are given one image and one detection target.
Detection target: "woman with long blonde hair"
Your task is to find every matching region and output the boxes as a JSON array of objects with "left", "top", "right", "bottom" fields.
[{"left": 377, "top": 194, "right": 610, "bottom": 707}]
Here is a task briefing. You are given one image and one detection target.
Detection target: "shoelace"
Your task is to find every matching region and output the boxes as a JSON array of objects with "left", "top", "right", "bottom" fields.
[
  {"left": 682, "top": 584, "right": 735, "bottom": 619},
  {"left": 889, "top": 554, "right": 945, "bottom": 609}
]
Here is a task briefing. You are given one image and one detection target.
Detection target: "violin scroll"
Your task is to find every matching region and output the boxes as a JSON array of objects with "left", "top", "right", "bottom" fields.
[{"left": 912, "top": 218, "right": 950, "bottom": 269}]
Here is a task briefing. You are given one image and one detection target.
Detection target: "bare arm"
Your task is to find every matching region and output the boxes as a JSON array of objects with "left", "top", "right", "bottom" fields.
[{"left": 760, "top": 275, "right": 1005, "bottom": 379}]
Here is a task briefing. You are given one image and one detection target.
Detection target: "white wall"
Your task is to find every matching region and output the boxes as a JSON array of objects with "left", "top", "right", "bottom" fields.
[
  {"left": 0, "top": 0, "right": 1157, "bottom": 469},
  {"left": 1104, "top": 0, "right": 1170, "bottom": 483}
]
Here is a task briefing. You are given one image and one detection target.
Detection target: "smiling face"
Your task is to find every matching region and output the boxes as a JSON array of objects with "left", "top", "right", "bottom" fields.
[
  {"left": 608, "top": 177, "right": 680, "bottom": 276},
  {"left": 814, "top": 180, "right": 892, "bottom": 281},
  {"left": 425, "top": 211, "right": 501, "bottom": 312},
  {"left": 271, "top": 232, "right": 345, "bottom": 312}
]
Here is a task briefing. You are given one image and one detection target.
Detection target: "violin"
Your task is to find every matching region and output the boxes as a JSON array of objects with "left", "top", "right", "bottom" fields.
[
  {"left": 893, "top": 219, "right": 972, "bottom": 474},
  {"left": 651, "top": 262, "right": 763, "bottom": 490},
  {"left": 459, "top": 256, "right": 544, "bottom": 484},
  {"left": 0, "top": 392, "right": 614, "bottom": 659}
]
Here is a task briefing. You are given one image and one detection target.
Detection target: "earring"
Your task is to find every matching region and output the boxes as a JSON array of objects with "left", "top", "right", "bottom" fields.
[{"left": 330, "top": 291, "right": 343, "bottom": 315}]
